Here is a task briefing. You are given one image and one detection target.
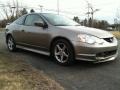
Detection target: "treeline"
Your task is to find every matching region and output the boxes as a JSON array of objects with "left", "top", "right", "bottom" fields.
[{"left": 73, "top": 16, "right": 109, "bottom": 30}]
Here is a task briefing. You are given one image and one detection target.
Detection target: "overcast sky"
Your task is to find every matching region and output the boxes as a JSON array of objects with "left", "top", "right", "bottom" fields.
[{"left": 0, "top": 0, "right": 120, "bottom": 24}]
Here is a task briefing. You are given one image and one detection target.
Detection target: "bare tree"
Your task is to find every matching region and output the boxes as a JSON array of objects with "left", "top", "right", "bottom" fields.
[
  {"left": 114, "top": 9, "right": 120, "bottom": 31},
  {"left": 0, "top": 0, "right": 23, "bottom": 21},
  {"left": 1, "top": 4, "right": 9, "bottom": 20}
]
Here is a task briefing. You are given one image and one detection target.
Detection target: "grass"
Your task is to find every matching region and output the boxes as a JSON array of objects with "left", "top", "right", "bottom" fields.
[
  {"left": 110, "top": 31, "right": 120, "bottom": 39},
  {"left": 0, "top": 53, "right": 64, "bottom": 90}
]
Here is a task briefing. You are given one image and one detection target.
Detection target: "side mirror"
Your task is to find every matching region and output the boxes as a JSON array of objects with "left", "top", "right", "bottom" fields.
[
  {"left": 34, "top": 21, "right": 48, "bottom": 28},
  {"left": 34, "top": 21, "right": 44, "bottom": 27},
  {"left": 7, "top": 23, "right": 11, "bottom": 25}
]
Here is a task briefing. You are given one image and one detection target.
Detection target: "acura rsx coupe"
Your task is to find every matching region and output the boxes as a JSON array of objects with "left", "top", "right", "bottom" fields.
[{"left": 5, "top": 13, "right": 118, "bottom": 65}]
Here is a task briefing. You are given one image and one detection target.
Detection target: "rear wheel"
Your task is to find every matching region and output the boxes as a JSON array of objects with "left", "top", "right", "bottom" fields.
[
  {"left": 51, "top": 39, "right": 75, "bottom": 66},
  {"left": 6, "top": 35, "right": 16, "bottom": 51}
]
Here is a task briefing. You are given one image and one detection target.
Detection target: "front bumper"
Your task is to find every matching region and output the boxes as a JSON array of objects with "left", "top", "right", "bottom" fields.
[
  {"left": 72, "top": 40, "right": 118, "bottom": 63},
  {"left": 76, "top": 51, "right": 118, "bottom": 63}
]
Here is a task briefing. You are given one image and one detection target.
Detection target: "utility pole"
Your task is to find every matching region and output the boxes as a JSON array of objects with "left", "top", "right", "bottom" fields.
[
  {"left": 57, "top": 0, "right": 59, "bottom": 14},
  {"left": 85, "top": 1, "right": 91, "bottom": 26},
  {"left": 90, "top": 7, "right": 99, "bottom": 27},
  {"left": 39, "top": 5, "right": 43, "bottom": 13},
  {"left": 85, "top": 0, "right": 99, "bottom": 27}
]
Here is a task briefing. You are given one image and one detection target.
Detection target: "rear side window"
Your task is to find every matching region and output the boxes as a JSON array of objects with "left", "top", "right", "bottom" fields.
[
  {"left": 13, "top": 15, "right": 26, "bottom": 25},
  {"left": 24, "top": 14, "right": 43, "bottom": 26}
]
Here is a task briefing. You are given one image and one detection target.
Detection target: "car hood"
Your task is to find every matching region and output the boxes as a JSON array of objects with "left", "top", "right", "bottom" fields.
[{"left": 57, "top": 26, "right": 113, "bottom": 38}]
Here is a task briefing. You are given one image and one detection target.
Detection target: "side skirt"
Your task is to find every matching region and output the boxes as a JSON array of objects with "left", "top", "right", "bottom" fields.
[{"left": 16, "top": 45, "right": 50, "bottom": 56}]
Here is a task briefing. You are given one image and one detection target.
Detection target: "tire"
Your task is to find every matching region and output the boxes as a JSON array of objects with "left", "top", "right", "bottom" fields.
[
  {"left": 51, "top": 39, "right": 75, "bottom": 66},
  {"left": 6, "top": 35, "right": 16, "bottom": 52}
]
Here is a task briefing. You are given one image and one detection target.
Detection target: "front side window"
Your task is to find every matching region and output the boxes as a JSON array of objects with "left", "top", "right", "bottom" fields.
[
  {"left": 13, "top": 15, "right": 26, "bottom": 25},
  {"left": 24, "top": 14, "right": 43, "bottom": 26}
]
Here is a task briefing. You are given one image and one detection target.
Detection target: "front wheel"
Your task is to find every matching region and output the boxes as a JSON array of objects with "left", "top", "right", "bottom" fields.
[
  {"left": 6, "top": 35, "right": 16, "bottom": 51},
  {"left": 51, "top": 39, "right": 75, "bottom": 66}
]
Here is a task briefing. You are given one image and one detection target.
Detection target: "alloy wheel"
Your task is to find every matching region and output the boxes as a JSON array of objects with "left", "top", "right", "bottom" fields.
[
  {"left": 7, "top": 36, "right": 14, "bottom": 51},
  {"left": 54, "top": 43, "right": 69, "bottom": 63}
]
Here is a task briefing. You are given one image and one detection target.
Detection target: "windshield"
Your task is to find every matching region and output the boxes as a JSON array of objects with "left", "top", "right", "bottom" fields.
[{"left": 41, "top": 13, "right": 80, "bottom": 26}]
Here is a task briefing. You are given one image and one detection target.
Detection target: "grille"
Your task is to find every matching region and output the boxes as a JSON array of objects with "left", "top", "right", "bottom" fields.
[{"left": 103, "top": 37, "right": 114, "bottom": 43}]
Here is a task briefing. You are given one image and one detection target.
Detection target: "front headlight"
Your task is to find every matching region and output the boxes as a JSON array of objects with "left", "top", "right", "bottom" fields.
[{"left": 77, "top": 34, "right": 104, "bottom": 44}]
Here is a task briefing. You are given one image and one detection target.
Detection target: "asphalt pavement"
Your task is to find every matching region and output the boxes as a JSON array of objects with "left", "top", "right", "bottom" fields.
[{"left": 0, "top": 32, "right": 120, "bottom": 90}]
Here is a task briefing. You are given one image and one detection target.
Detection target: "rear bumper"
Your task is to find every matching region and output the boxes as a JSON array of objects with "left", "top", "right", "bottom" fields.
[{"left": 72, "top": 40, "right": 118, "bottom": 63}]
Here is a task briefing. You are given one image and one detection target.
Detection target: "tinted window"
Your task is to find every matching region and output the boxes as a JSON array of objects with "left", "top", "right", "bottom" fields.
[
  {"left": 13, "top": 15, "right": 26, "bottom": 25},
  {"left": 24, "top": 14, "right": 43, "bottom": 26}
]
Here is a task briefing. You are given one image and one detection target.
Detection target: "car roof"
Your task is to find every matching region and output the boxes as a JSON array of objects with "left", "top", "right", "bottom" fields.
[{"left": 25, "top": 13, "right": 58, "bottom": 16}]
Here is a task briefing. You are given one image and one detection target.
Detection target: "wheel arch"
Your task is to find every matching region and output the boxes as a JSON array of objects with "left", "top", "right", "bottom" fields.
[
  {"left": 6, "top": 34, "right": 12, "bottom": 42},
  {"left": 50, "top": 36, "right": 75, "bottom": 56},
  {"left": 6, "top": 33, "right": 15, "bottom": 43}
]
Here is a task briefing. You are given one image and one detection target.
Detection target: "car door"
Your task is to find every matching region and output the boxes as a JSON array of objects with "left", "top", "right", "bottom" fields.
[
  {"left": 12, "top": 15, "right": 27, "bottom": 43},
  {"left": 21, "top": 14, "right": 50, "bottom": 50}
]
